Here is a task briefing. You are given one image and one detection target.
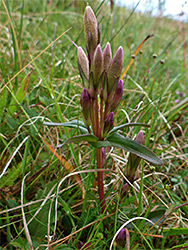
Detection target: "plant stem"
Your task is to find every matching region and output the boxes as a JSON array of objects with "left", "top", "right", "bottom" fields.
[
  {"left": 94, "top": 98, "right": 100, "bottom": 138},
  {"left": 100, "top": 98, "right": 104, "bottom": 134},
  {"left": 96, "top": 147, "right": 106, "bottom": 214},
  {"left": 91, "top": 99, "right": 96, "bottom": 135},
  {"left": 93, "top": 97, "right": 106, "bottom": 215}
]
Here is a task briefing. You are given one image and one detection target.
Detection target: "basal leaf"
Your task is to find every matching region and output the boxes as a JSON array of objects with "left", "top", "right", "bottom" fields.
[
  {"left": 57, "top": 134, "right": 98, "bottom": 148},
  {"left": 91, "top": 133, "right": 162, "bottom": 166},
  {"left": 109, "top": 122, "right": 150, "bottom": 135}
]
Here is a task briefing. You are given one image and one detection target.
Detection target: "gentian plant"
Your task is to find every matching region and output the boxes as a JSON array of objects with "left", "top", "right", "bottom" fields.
[{"left": 44, "top": 6, "right": 162, "bottom": 217}]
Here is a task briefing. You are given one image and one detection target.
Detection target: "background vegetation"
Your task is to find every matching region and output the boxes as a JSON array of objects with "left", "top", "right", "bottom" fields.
[{"left": 0, "top": 0, "right": 187, "bottom": 249}]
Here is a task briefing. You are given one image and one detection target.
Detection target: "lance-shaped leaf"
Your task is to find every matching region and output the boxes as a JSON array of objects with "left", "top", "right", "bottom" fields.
[
  {"left": 91, "top": 133, "right": 162, "bottom": 166},
  {"left": 43, "top": 119, "right": 88, "bottom": 134},
  {"left": 57, "top": 134, "right": 99, "bottom": 148},
  {"left": 109, "top": 123, "right": 150, "bottom": 135}
]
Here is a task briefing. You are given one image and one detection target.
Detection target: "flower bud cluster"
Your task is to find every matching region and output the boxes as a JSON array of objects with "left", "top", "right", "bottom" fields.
[{"left": 78, "top": 6, "right": 124, "bottom": 137}]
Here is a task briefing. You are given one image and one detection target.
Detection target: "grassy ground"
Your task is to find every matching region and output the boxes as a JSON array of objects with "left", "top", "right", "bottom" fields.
[{"left": 0, "top": 0, "right": 188, "bottom": 249}]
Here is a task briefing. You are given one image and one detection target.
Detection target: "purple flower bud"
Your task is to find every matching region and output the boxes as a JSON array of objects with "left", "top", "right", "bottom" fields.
[
  {"left": 175, "top": 99, "right": 180, "bottom": 104},
  {"left": 91, "top": 44, "right": 103, "bottom": 89},
  {"left": 107, "top": 46, "right": 123, "bottom": 95},
  {"left": 135, "top": 130, "right": 145, "bottom": 145},
  {"left": 77, "top": 46, "right": 89, "bottom": 87},
  {"left": 122, "top": 183, "right": 129, "bottom": 194},
  {"left": 83, "top": 242, "right": 92, "bottom": 250},
  {"left": 80, "top": 88, "right": 91, "bottom": 127},
  {"left": 103, "top": 42, "right": 112, "bottom": 71},
  {"left": 175, "top": 90, "right": 180, "bottom": 95},
  {"left": 180, "top": 91, "right": 185, "bottom": 97},
  {"left": 77, "top": 241, "right": 92, "bottom": 250},
  {"left": 116, "top": 228, "right": 126, "bottom": 246},
  {"left": 103, "top": 112, "right": 114, "bottom": 137},
  {"left": 84, "top": 6, "right": 98, "bottom": 59},
  {"left": 110, "top": 79, "right": 123, "bottom": 112},
  {"left": 80, "top": 88, "right": 91, "bottom": 107}
]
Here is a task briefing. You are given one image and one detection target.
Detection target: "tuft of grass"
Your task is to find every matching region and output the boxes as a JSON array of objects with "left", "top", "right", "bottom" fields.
[{"left": 0, "top": 0, "right": 187, "bottom": 249}]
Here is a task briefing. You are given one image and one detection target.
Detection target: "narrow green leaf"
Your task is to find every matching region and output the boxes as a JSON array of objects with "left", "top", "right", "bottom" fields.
[
  {"left": 163, "top": 227, "right": 188, "bottom": 236},
  {"left": 0, "top": 87, "right": 7, "bottom": 124},
  {"left": 43, "top": 119, "right": 88, "bottom": 134},
  {"left": 57, "top": 134, "right": 99, "bottom": 148},
  {"left": 109, "top": 122, "right": 150, "bottom": 135},
  {"left": 8, "top": 72, "right": 30, "bottom": 115},
  {"left": 165, "top": 97, "right": 188, "bottom": 122},
  {"left": 91, "top": 133, "right": 162, "bottom": 165},
  {"left": 44, "top": 119, "right": 85, "bottom": 127}
]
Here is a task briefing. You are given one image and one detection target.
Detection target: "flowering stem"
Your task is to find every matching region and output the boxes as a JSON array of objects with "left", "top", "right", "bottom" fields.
[
  {"left": 94, "top": 98, "right": 100, "bottom": 138},
  {"left": 91, "top": 99, "right": 96, "bottom": 135},
  {"left": 93, "top": 96, "right": 106, "bottom": 215},
  {"left": 96, "top": 147, "right": 106, "bottom": 214},
  {"left": 100, "top": 98, "right": 104, "bottom": 134}
]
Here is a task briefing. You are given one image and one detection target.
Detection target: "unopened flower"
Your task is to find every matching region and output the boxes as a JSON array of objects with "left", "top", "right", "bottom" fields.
[
  {"left": 77, "top": 241, "right": 92, "bottom": 250},
  {"left": 107, "top": 46, "right": 123, "bottom": 96},
  {"left": 110, "top": 79, "right": 123, "bottom": 112},
  {"left": 175, "top": 99, "right": 180, "bottom": 104},
  {"left": 103, "top": 112, "right": 114, "bottom": 137},
  {"left": 122, "top": 182, "right": 129, "bottom": 195},
  {"left": 91, "top": 44, "right": 103, "bottom": 90},
  {"left": 116, "top": 228, "right": 126, "bottom": 246},
  {"left": 80, "top": 88, "right": 91, "bottom": 127},
  {"left": 103, "top": 42, "right": 112, "bottom": 71},
  {"left": 84, "top": 6, "right": 98, "bottom": 61},
  {"left": 135, "top": 130, "right": 145, "bottom": 145},
  {"left": 77, "top": 46, "right": 89, "bottom": 88}
]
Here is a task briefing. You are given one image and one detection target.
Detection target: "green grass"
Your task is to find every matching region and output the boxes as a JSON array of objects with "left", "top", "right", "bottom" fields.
[{"left": 0, "top": 0, "right": 188, "bottom": 249}]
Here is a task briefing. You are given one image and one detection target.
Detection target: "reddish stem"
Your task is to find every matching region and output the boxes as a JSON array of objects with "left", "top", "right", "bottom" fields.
[
  {"left": 91, "top": 97, "right": 107, "bottom": 215},
  {"left": 94, "top": 98, "right": 100, "bottom": 138},
  {"left": 100, "top": 98, "right": 104, "bottom": 136},
  {"left": 96, "top": 148, "right": 106, "bottom": 214},
  {"left": 91, "top": 99, "right": 96, "bottom": 135}
]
